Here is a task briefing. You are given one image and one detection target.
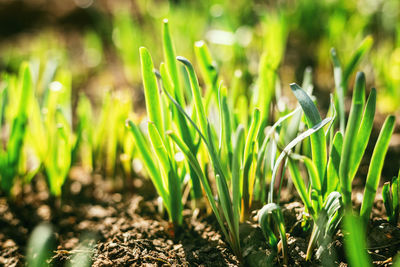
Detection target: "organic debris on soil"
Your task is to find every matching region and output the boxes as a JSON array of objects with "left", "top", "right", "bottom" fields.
[{"left": 0, "top": 171, "right": 399, "bottom": 266}]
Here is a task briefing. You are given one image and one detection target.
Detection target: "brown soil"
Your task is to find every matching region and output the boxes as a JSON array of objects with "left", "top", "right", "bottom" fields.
[
  {"left": 0, "top": 166, "right": 399, "bottom": 267},
  {"left": 1, "top": 169, "right": 241, "bottom": 267}
]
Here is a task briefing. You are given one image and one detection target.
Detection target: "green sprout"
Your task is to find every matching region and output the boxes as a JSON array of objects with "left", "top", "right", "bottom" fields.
[
  {"left": 281, "top": 69, "right": 394, "bottom": 260},
  {"left": 127, "top": 45, "right": 183, "bottom": 226},
  {"left": 27, "top": 68, "right": 79, "bottom": 196},
  {"left": 382, "top": 170, "right": 400, "bottom": 225},
  {"left": 0, "top": 63, "right": 32, "bottom": 194},
  {"left": 258, "top": 203, "right": 288, "bottom": 265}
]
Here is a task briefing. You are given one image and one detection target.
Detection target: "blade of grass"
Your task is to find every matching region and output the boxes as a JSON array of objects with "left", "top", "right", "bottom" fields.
[
  {"left": 194, "top": 41, "right": 218, "bottom": 97},
  {"left": 360, "top": 115, "right": 395, "bottom": 223},
  {"left": 162, "top": 19, "right": 184, "bottom": 105},
  {"left": 343, "top": 214, "right": 371, "bottom": 267},
  {"left": 392, "top": 172, "right": 400, "bottom": 224},
  {"left": 382, "top": 181, "right": 393, "bottom": 223},
  {"left": 349, "top": 88, "right": 376, "bottom": 180},
  {"left": 218, "top": 85, "right": 233, "bottom": 167},
  {"left": 167, "top": 165, "right": 182, "bottom": 225},
  {"left": 177, "top": 56, "right": 208, "bottom": 139},
  {"left": 290, "top": 83, "right": 327, "bottom": 192},
  {"left": 232, "top": 125, "right": 245, "bottom": 237},
  {"left": 269, "top": 117, "right": 332, "bottom": 203},
  {"left": 147, "top": 122, "right": 171, "bottom": 177},
  {"left": 167, "top": 131, "right": 230, "bottom": 240},
  {"left": 339, "top": 72, "right": 366, "bottom": 207},
  {"left": 159, "top": 63, "right": 202, "bottom": 200},
  {"left": 303, "top": 157, "right": 323, "bottom": 211},
  {"left": 140, "top": 47, "right": 164, "bottom": 135},
  {"left": 326, "top": 131, "right": 343, "bottom": 196},
  {"left": 126, "top": 121, "right": 169, "bottom": 208},
  {"left": 288, "top": 158, "right": 315, "bottom": 217}
]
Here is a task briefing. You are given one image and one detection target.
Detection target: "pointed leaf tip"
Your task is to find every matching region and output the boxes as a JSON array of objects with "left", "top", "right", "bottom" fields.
[
  {"left": 176, "top": 56, "right": 191, "bottom": 67},
  {"left": 355, "top": 71, "right": 365, "bottom": 81},
  {"left": 195, "top": 40, "right": 205, "bottom": 47},
  {"left": 290, "top": 83, "right": 300, "bottom": 91}
]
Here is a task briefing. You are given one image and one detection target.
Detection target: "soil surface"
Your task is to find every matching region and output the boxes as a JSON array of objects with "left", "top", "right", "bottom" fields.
[{"left": 1, "top": 164, "right": 399, "bottom": 267}]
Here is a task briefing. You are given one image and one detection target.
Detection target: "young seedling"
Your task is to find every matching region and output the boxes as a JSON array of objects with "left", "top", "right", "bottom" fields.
[
  {"left": 0, "top": 64, "right": 32, "bottom": 194},
  {"left": 258, "top": 203, "right": 288, "bottom": 265},
  {"left": 286, "top": 69, "right": 395, "bottom": 259},
  {"left": 127, "top": 46, "right": 183, "bottom": 226},
  {"left": 28, "top": 69, "right": 79, "bottom": 196},
  {"left": 359, "top": 115, "right": 395, "bottom": 223},
  {"left": 91, "top": 90, "right": 133, "bottom": 177},
  {"left": 382, "top": 170, "right": 400, "bottom": 225}
]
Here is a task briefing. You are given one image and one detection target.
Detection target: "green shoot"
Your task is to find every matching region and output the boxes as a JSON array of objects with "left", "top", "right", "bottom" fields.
[
  {"left": 382, "top": 170, "right": 400, "bottom": 225},
  {"left": 339, "top": 72, "right": 366, "bottom": 207},
  {"left": 258, "top": 203, "right": 288, "bottom": 265},
  {"left": 360, "top": 115, "right": 395, "bottom": 223},
  {"left": 343, "top": 214, "right": 371, "bottom": 267},
  {"left": 0, "top": 63, "right": 32, "bottom": 193}
]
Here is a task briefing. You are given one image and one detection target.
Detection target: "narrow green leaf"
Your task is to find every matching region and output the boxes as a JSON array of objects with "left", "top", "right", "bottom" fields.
[
  {"left": 219, "top": 85, "right": 233, "bottom": 165},
  {"left": 167, "top": 131, "right": 230, "bottom": 240},
  {"left": 232, "top": 125, "right": 245, "bottom": 236},
  {"left": 140, "top": 47, "right": 164, "bottom": 135},
  {"left": 147, "top": 122, "right": 170, "bottom": 176},
  {"left": 326, "top": 131, "right": 343, "bottom": 196},
  {"left": 177, "top": 56, "right": 208, "bottom": 138},
  {"left": 160, "top": 63, "right": 195, "bottom": 150},
  {"left": 215, "top": 173, "right": 238, "bottom": 252},
  {"left": 330, "top": 47, "right": 346, "bottom": 133},
  {"left": 343, "top": 214, "right": 371, "bottom": 267},
  {"left": 159, "top": 62, "right": 202, "bottom": 200},
  {"left": 242, "top": 108, "right": 260, "bottom": 210},
  {"left": 290, "top": 83, "right": 321, "bottom": 125},
  {"left": 194, "top": 40, "right": 218, "bottom": 92},
  {"left": 290, "top": 83, "right": 326, "bottom": 191},
  {"left": 269, "top": 117, "right": 332, "bottom": 203},
  {"left": 167, "top": 165, "right": 182, "bottom": 225},
  {"left": 306, "top": 191, "right": 343, "bottom": 260},
  {"left": 126, "top": 121, "right": 168, "bottom": 206},
  {"left": 162, "top": 19, "right": 184, "bottom": 105},
  {"left": 360, "top": 115, "right": 395, "bottom": 223},
  {"left": 350, "top": 88, "right": 376, "bottom": 180},
  {"left": 392, "top": 173, "right": 399, "bottom": 225},
  {"left": 288, "top": 158, "right": 314, "bottom": 217},
  {"left": 303, "top": 157, "right": 323, "bottom": 209},
  {"left": 244, "top": 108, "right": 261, "bottom": 162},
  {"left": 340, "top": 72, "right": 366, "bottom": 207},
  {"left": 382, "top": 182, "right": 393, "bottom": 222}
]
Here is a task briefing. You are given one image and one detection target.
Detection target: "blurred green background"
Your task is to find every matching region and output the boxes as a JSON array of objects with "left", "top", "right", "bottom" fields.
[{"left": 0, "top": 0, "right": 399, "bottom": 114}]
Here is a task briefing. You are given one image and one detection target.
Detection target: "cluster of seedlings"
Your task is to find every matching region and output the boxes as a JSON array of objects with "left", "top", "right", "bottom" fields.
[{"left": 0, "top": 18, "right": 399, "bottom": 266}]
